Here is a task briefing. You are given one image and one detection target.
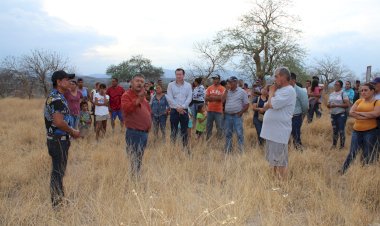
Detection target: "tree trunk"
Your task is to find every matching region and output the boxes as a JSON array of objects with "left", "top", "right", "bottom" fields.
[
  {"left": 42, "top": 81, "right": 48, "bottom": 97},
  {"left": 254, "top": 52, "right": 264, "bottom": 80}
]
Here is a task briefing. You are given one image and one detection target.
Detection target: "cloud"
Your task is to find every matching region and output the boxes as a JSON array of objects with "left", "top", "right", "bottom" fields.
[
  {"left": 292, "top": 0, "right": 380, "bottom": 76},
  {"left": 1, "top": 0, "right": 379, "bottom": 77},
  {"left": 0, "top": 0, "right": 116, "bottom": 74},
  {"left": 40, "top": 0, "right": 251, "bottom": 72}
]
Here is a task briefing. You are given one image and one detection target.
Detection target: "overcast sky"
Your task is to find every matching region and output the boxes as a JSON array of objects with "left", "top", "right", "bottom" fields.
[{"left": 1, "top": 0, "right": 379, "bottom": 77}]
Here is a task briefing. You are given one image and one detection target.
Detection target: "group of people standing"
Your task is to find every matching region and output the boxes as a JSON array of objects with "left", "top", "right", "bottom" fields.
[{"left": 44, "top": 68, "right": 380, "bottom": 209}]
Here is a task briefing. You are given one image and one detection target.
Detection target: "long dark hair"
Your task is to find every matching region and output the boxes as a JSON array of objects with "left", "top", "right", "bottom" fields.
[
  {"left": 194, "top": 77, "right": 203, "bottom": 86},
  {"left": 311, "top": 79, "right": 319, "bottom": 92},
  {"left": 197, "top": 104, "right": 204, "bottom": 113}
]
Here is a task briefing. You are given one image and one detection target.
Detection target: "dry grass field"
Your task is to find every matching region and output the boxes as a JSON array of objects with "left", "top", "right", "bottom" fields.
[{"left": 0, "top": 98, "right": 379, "bottom": 226}]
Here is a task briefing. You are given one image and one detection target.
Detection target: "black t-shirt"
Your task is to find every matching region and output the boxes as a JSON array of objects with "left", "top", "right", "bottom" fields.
[
  {"left": 252, "top": 96, "right": 267, "bottom": 118},
  {"left": 353, "top": 87, "right": 360, "bottom": 104},
  {"left": 44, "top": 89, "right": 71, "bottom": 136}
]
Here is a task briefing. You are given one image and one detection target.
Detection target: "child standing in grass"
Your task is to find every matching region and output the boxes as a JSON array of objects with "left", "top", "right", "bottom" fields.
[
  {"left": 93, "top": 83, "right": 109, "bottom": 141},
  {"left": 79, "top": 101, "right": 92, "bottom": 137},
  {"left": 196, "top": 104, "right": 207, "bottom": 139}
]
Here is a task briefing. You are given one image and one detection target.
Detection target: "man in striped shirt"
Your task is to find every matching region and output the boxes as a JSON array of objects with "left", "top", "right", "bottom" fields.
[{"left": 222, "top": 76, "right": 249, "bottom": 153}]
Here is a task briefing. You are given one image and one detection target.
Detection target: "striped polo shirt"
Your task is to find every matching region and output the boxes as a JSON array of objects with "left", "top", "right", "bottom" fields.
[{"left": 224, "top": 87, "right": 249, "bottom": 114}]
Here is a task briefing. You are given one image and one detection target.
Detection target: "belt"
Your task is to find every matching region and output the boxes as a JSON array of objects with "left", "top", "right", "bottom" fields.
[
  {"left": 47, "top": 135, "right": 69, "bottom": 141},
  {"left": 225, "top": 112, "right": 239, "bottom": 116},
  {"left": 170, "top": 108, "right": 188, "bottom": 113},
  {"left": 331, "top": 111, "right": 346, "bottom": 115},
  {"left": 127, "top": 128, "right": 148, "bottom": 133}
]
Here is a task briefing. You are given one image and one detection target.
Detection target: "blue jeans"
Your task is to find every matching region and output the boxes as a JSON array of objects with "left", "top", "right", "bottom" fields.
[
  {"left": 111, "top": 110, "right": 123, "bottom": 122},
  {"left": 206, "top": 111, "right": 223, "bottom": 140},
  {"left": 307, "top": 103, "right": 321, "bottom": 123},
  {"left": 341, "top": 129, "right": 378, "bottom": 173},
  {"left": 125, "top": 129, "right": 148, "bottom": 176},
  {"left": 225, "top": 114, "right": 244, "bottom": 153},
  {"left": 331, "top": 113, "right": 347, "bottom": 148},
  {"left": 191, "top": 102, "right": 204, "bottom": 122},
  {"left": 253, "top": 117, "right": 264, "bottom": 146},
  {"left": 70, "top": 114, "right": 80, "bottom": 130},
  {"left": 291, "top": 114, "right": 304, "bottom": 148},
  {"left": 170, "top": 109, "right": 189, "bottom": 147},
  {"left": 152, "top": 115, "right": 167, "bottom": 139}
]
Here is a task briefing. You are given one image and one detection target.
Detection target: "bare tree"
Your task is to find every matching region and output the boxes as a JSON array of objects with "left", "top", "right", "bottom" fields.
[
  {"left": 311, "top": 56, "right": 355, "bottom": 87},
  {"left": 1, "top": 56, "right": 35, "bottom": 99},
  {"left": 0, "top": 69, "right": 15, "bottom": 97},
  {"left": 188, "top": 40, "right": 230, "bottom": 79},
  {"left": 1, "top": 50, "right": 71, "bottom": 98},
  {"left": 215, "top": 0, "right": 304, "bottom": 80},
  {"left": 22, "top": 49, "right": 69, "bottom": 97}
]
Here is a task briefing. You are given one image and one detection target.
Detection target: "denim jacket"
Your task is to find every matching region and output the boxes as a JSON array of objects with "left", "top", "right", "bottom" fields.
[{"left": 150, "top": 94, "right": 169, "bottom": 117}]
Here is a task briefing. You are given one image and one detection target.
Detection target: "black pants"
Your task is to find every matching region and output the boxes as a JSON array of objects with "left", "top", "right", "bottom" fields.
[
  {"left": 170, "top": 109, "right": 189, "bottom": 147},
  {"left": 47, "top": 138, "right": 70, "bottom": 208}
]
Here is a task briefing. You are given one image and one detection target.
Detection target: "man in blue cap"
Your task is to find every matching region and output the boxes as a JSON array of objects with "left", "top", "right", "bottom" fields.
[
  {"left": 44, "top": 70, "right": 81, "bottom": 209},
  {"left": 222, "top": 76, "right": 249, "bottom": 153}
]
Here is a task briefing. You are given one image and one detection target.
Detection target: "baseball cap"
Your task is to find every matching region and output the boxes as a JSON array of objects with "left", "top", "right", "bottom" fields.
[
  {"left": 211, "top": 74, "right": 221, "bottom": 80},
  {"left": 371, "top": 77, "right": 380, "bottom": 84},
  {"left": 51, "top": 70, "right": 75, "bottom": 83},
  {"left": 227, "top": 76, "right": 238, "bottom": 82}
]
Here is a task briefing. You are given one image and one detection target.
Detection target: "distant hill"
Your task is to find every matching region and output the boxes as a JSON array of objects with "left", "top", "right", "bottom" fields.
[
  {"left": 75, "top": 75, "right": 111, "bottom": 88},
  {"left": 85, "top": 73, "right": 110, "bottom": 78}
]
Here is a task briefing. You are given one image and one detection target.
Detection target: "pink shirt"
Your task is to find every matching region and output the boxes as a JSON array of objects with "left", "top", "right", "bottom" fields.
[{"left": 64, "top": 91, "right": 83, "bottom": 115}]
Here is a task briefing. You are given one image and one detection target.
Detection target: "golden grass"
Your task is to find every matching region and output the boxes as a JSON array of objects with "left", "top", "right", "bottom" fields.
[{"left": 0, "top": 97, "right": 379, "bottom": 225}]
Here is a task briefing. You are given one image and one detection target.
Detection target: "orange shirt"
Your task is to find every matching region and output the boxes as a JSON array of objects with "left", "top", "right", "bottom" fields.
[
  {"left": 206, "top": 85, "right": 226, "bottom": 113},
  {"left": 353, "top": 99, "right": 380, "bottom": 131}
]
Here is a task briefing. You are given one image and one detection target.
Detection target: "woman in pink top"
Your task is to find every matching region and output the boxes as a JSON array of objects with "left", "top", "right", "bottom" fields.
[
  {"left": 307, "top": 79, "right": 322, "bottom": 123},
  {"left": 64, "top": 80, "right": 83, "bottom": 129}
]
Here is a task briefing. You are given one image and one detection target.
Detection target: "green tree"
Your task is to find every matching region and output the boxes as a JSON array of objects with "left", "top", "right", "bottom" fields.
[
  {"left": 214, "top": 0, "right": 304, "bottom": 81},
  {"left": 280, "top": 56, "right": 309, "bottom": 85},
  {"left": 106, "top": 55, "right": 164, "bottom": 81}
]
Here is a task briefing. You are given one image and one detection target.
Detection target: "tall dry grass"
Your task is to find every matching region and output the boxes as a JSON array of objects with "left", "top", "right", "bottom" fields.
[{"left": 0, "top": 97, "right": 379, "bottom": 226}]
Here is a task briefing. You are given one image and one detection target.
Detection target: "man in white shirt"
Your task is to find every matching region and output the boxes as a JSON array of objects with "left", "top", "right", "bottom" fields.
[
  {"left": 166, "top": 68, "right": 193, "bottom": 150},
  {"left": 261, "top": 67, "right": 296, "bottom": 180}
]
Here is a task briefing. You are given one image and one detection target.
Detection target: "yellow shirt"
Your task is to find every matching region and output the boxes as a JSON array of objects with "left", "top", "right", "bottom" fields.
[{"left": 353, "top": 99, "right": 380, "bottom": 131}]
